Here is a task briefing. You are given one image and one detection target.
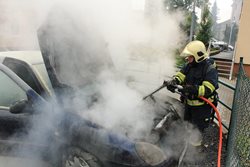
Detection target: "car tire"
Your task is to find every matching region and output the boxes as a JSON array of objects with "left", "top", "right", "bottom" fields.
[{"left": 62, "top": 147, "right": 102, "bottom": 167}]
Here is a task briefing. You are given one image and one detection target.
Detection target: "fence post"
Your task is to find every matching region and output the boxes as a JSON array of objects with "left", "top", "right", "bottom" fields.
[{"left": 225, "top": 57, "right": 243, "bottom": 166}]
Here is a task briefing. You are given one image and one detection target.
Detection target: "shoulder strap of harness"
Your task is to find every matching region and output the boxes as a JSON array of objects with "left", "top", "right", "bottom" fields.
[
  {"left": 202, "top": 58, "right": 219, "bottom": 99},
  {"left": 202, "top": 58, "right": 216, "bottom": 79}
]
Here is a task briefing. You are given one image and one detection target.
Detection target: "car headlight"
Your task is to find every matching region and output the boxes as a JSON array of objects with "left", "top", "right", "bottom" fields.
[{"left": 135, "top": 142, "right": 166, "bottom": 166}]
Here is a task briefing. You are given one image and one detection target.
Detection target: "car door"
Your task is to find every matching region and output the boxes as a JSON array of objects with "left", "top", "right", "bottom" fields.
[{"left": 0, "top": 63, "right": 50, "bottom": 156}]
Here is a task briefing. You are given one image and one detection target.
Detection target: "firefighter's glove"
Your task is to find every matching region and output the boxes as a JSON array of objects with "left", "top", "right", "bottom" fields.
[
  {"left": 179, "top": 85, "right": 198, "bottom": 99},
  {"left": 163, "top": 79, "right": 177, "bottom": 93}
]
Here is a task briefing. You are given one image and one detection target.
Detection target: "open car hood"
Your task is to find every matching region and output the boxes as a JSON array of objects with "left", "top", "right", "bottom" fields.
[{"left": 37, "top": 8, "right": 113, "bottom": 91}]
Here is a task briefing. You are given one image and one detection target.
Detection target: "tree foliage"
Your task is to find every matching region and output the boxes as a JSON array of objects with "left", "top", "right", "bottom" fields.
[
  {"left": 164, "top": 0, "right": 193, "bottom": 11},
  {"left": 164, "top": 0, "right": 205, "bottom": 12},
  {"left": 164, "top": 0, "right": 209, "bottom": 41},
  {"left": 163, "top": 0, "right": 213, "bottom": 66},
  {"left": 195, "top": 4, "right": 213, "bottom": 46}
]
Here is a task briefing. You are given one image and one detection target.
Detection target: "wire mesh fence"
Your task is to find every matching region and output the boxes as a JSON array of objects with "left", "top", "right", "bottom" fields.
[{"left": 226, "top": 57, "right": 250, "bottom": 167}]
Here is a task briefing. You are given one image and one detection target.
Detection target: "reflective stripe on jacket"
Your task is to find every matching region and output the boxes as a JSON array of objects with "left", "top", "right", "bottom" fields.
[
  {"left": 186, "top": 95, "right": 215, "bottom": 106},
  {"left": 175, "top": 58, "right": 218, "bottom": 106}
]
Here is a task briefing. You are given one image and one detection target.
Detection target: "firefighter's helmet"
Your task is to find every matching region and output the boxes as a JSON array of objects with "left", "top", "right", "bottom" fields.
[{"left": 181, "top": 40, "right": 208, "bottom": 63}]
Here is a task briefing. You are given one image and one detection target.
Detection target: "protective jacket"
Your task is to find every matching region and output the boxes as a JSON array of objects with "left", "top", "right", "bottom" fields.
[{"left": 175, "top": 58, "right": 219, "bottom": 106}]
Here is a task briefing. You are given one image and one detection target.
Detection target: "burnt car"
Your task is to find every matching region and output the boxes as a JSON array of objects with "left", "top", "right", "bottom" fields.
[
  {"left": 0, "top": 8, "right": 185, "bottom": 167},
  {"left": 0, "top": 51, "right": 181, "bottom": 167}
]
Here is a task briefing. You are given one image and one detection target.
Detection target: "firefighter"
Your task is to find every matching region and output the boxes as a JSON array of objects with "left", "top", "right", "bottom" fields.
[{"left": 165, "top": 40, "right": 219, "bottom": 133}]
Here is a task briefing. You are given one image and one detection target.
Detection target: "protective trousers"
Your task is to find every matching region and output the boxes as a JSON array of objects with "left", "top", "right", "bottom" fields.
[{"left": 184, "top": 104, "right": 213, "bottom": 132}]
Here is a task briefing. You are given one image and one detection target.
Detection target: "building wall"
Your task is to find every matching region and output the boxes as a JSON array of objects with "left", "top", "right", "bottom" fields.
[
  {"left": 233, "top": 63, "right": 250, "bottom": 78},
  {"left": 234, "top": 0, "right": 250, "bottom": 77},
  {"left": 0, "top": 1, "right": 39, "bottom": 51},
  {"left": 213, "top": 20, "right": 230, "bottom": 41},
  {"left": 231, "top": 0, "right": 243, "bottom": 25}
]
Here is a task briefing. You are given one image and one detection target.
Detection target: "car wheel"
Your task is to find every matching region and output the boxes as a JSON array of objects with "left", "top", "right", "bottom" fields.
[{"left": 62, "top": 147, "right": 102, "bottom": 167}]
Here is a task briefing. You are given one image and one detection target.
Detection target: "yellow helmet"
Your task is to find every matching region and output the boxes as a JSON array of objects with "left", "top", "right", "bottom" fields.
[{"left": 181, "top": 40, "right": 208, "bottom": 63}]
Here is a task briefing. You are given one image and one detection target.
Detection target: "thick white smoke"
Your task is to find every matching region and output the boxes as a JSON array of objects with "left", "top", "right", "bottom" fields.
[
  {"left": 0, "top": 0, "right": 202, "bottom": 166},
  {"left": 33, "top": 0, "right": 186, "bottom": 137}
]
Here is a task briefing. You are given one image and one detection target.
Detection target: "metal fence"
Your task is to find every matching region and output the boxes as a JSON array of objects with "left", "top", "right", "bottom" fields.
[
  {"left": 226, "top": 57, "right": 250, "bottom": 167},
  {"left": 216, "top": 79, "right": 235, "bottom": 131}
]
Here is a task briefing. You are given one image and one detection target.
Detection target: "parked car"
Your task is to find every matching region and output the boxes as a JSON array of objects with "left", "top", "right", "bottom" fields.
[{"left": 210, "top": 38, "right": 234, "bottom": 51}]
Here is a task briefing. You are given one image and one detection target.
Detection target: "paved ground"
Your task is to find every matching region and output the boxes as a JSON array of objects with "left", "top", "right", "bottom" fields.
[
  {"left": 216, "top": 77, "right": 236, "bottom": 130},
  {"left": 181, "top": 122, "right": 227, "bottom": 167}
]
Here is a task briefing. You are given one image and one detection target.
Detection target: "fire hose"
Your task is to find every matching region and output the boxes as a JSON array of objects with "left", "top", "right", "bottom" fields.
[
  {"left": 199, "top": 96, "right": 222, "bottom": 167},
  {"left": 143, "top": 84, "right": 223, "bottom": 167}
]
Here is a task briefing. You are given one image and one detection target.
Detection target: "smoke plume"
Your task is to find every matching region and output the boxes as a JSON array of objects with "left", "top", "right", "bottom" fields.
[{"left": 0, "top": 0, "right": 202, "bottom": 166}]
